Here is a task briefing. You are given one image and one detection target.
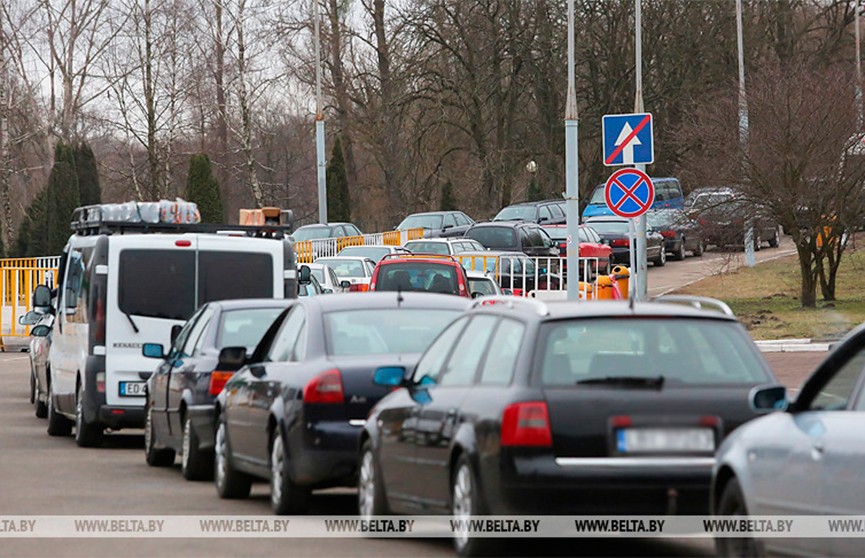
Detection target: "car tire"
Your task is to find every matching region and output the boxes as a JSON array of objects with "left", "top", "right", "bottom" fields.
[
  {"left": 653, "top": 246, "right": 666, "bottom": 267},
  {"left": 214, "top": 419, "right": 252, "bottom": 499},
  {"left": 768, "top": 227, "right": 780, "bottom": 248},
  {"left": 29, "top": 369, "right": 36, "bottom": 404},
  {"left": 75, "top": 382, "right": 104, "bottom": 448},
  {"left": 35, "top": 396, "right": 48, "bottom": 419},
  {"left": 715, "top": 477, "right": 763, "bottom": 557},
  {"left": 674, "top": 239, "right": 686, "bottom": 261},
  {"left": 451, "top": 455, "right": 498, "bottom": 557},
  {"left": 46, "top": 385, "right": 73, "bottom": 437},
  {"left": 144, "top": 401, "right": 175, "bottom": 466},
  {"left": 270, "top": 431, "right": 310, "bottom": 515},
  {"left": 182, "top": 416, "right": 213, "bottom": 481},
  {"left": 358, "top": 441, "right": 389, "bottom": 518}
]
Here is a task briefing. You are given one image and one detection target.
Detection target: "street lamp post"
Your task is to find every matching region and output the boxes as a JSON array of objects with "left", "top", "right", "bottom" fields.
[
  {"left": 314, "top": 0, "right": 327, "bottom": 224},
  {"left": 565, "top": 0, "right": 581, "bottom": 302},
  {"left": 856, "top": 0, "right": 863, "bottom": 129},
  {"left": 634, "top": 0, "right": 648, "bottom": 300},
  {"left": 736, "top": 0, "right": 755, "bottom": 267}
]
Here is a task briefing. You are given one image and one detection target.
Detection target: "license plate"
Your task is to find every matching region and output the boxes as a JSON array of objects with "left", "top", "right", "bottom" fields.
[
  {"left": 119, "top": 381, "right": 146, "bottom": 397},
  {"left": 617, "top": 427, "right": 714, "bottom": 453}
]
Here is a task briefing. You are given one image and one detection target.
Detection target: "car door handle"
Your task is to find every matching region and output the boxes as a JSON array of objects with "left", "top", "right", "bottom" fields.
[{"left": 811, "top": 441, "right": 825, "bottom": 460}]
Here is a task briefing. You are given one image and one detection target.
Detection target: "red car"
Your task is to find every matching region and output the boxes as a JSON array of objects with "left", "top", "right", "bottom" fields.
[
  {"left": 369, "top": 254, "right": 471, "bottom": 298},
  {"left": 542, "top": 224, "right": 613, "bottom": 276}
]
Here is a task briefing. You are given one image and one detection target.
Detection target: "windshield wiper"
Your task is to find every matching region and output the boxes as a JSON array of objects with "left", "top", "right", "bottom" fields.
[
  {"left": 576, "top": 376, "right": 665, "bottom": 389},
  {"left": 123, "top": 311, "right": 140, "bottom": 333}
]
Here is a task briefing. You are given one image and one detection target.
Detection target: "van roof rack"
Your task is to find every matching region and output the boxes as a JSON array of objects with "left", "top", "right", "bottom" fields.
[{"left": 70, "top": 205, "right": 292, "bottom": 238}]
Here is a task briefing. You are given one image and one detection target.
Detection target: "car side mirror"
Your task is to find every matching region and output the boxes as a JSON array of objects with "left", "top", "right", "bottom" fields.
[
  {"left": 322, "top": 288, "right": 333, "bottom": 294},
  {"left": 502, "top": 289, "right": 513, "bottom": 296},
  {"left": 340, "top": 280, "right": 351, "bottom": 289},
  {"left": 32, "top": 284, "right": 52, "bottom": 310},
  {"left": 142, "top": 343, "right": 166, "bottom": 359},
  {"left": 374, "top": 366, "right": 407, "bottom": 387},
  {"left": 170, "top": 325, "right": 183, "bottom": 345},
  {"left": 19, "top": 310, "right": 43, "bottom": 326},
  {"left": 30, "top": 324, "right": 51, "bottom": 337},
  {"left": 471, "top": 292, "right": 484, "bottom": 299},
  {"left": 298, "top": 265, "right": 312, "bottom": 285},
  {"left": 218, "top": 346, "right": 248, "bottom": 370},
  {"left": 750, "top": 385, "right": 788, "bottom": 413}
]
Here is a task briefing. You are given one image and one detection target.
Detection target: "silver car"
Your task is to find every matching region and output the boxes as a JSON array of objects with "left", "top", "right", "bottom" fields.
[{"left": 712, "top": 323, "right": 865, "bottom": 557}]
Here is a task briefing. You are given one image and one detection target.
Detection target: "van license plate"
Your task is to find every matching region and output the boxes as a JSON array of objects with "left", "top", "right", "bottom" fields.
[
  {"left": 617, "top": 427, "right": 714, "bottom": 453},
  {"left": 119, "top": 381, "right": 146, "bottom": 397}
]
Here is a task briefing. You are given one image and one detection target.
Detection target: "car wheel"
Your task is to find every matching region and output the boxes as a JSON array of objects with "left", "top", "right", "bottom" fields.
[
  {"left": 34, "top": 369, "right": 48, "bottom": 418},
  {"left": 768, "top": 227, "right": 780, "bottom": 248},
  {"left": 358, "top": 441, "right": 389, "bottom": 518},
  {"left": 46, "top": 384, "right": 73, "bottom": 437},
  {"left": 214, "top": 419, "right": 252, "bottom": 499},
  {"left": 653, "top": 246, "right": 666, "bottom": 267},
  {"left": 29, "top": 369, "right": 36, "bottom": 404},
  {"left": 270, "top": 431, "right": 310, "bottom": 515},
  {"left": 715, "top": 477, "right": 763, "bottom": 557},
  {"left": 182, "top": 416, "right": 213, "bottom": 481},
  {"left": 144, "top": 401, "right": 175, "bottom": 466},
  {"left": 674, "top": 239, "right": 686, "bottom": 261},
  {"left": 451, "top": 455, "right": 496, "bottom": 557},
  {"left": 75, "top": 382, "right": 104, "bottom": 448}
]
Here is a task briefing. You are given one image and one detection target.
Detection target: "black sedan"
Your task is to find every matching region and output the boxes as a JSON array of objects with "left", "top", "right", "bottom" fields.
[
  {"left": 646, "top": 209, "right": 705, "bottom": 260},
  {"left": 585, "top": 216, "right": 667, "bottom": 266},
  {"left": 142, "top": 299, "right": 293, "bottom": 480},
  {"left": 359, "top": 297, "right": 780, "bottom": 556},
  {"left": 213, "top": 292, "right": 470, "bottom": 514}
]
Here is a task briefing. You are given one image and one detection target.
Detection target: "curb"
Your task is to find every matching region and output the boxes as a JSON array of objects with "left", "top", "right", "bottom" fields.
[{"left": 755, "top": 339, "right": 833, "bottom": 353}]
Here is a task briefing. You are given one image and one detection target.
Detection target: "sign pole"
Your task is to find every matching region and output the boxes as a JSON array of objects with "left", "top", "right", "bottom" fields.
[
  {"left": 735, "top": 0, "right": 755, "bottom": 267},
  {"left": 314, "top": 0, "right": 328, "bottom": 224},
  {"left": 628, "top": 218, "right": 636, "bottom": 296},
  {"left": 565, "top": 0, "right": 580, "bottom": 302},
  {"left": 634, "top": 0, "right": 648, "bottom": 301}
]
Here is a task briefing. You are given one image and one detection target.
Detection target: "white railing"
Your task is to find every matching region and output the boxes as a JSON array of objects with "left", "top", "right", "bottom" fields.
[
  {"left": 1, "top": 256, "right": 61, "bottom": 346},
  {"left": 295, "top": 228, "right": 426, "bottom": 263}
]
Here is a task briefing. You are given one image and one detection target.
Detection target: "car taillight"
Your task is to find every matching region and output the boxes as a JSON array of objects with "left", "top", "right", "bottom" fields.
[
  {"left": 660, "top": 230, "right": 676, "bottom": 238},
  {"left": 209, "top": 371, "right": 234, "bottom": 396},
  {"left": 349, "top": 283, "right": 369, "bottom": 292},
  {"left": 94, "top": 296, "right": 105, "bottom": 344},
  {"left": 611, "top": 239, "right": 629, "bottom": 247},
  {"left": 501, "top": 401, "right": 552, "bottom": 447},
  {"left": 303, "top": 369, "right": 344, "bottom": 404},
  {"left": 96, "top": 372, "right": 105, "bottom": 393}
]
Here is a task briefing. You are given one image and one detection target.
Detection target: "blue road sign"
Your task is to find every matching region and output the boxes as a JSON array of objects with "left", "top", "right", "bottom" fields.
[
  {"left": 602, "top": 113, "right": 654, "bottom": 167},
  {"left": 604, "top": 168, "right": 654, "bottom": 219}
]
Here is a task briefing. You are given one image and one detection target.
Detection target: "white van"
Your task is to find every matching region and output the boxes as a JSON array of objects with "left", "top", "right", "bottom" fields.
[{"left": 45, "top": 207, "right": 301, "bottom": 447}]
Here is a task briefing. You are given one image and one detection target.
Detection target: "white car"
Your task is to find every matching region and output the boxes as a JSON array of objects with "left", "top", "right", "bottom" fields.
[
  {"left": 712, "top": 322, "right": 865, "bottom": 557},
  {"left": 465, "top": 270, "right": 504, "bottom": 298},
  {"left": 314, "top": 256, "right": 376, "bottom": 292},
  {"left": 306, "top": 263, "right": 346, "bottom": 293},
  {"left": 336, "top": 244, "right": 410, "bottom": 264},
  {"left": 403, "top": 238, "right": 486, "bottom": 256}
]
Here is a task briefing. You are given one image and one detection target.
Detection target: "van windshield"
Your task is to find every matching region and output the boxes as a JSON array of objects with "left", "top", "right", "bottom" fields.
[{"left": 118, "top": 250, "right": 274, "bottom": 320}]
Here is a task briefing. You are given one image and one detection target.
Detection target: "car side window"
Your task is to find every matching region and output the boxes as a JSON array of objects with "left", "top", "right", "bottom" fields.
[
  {"left": 809, "top": 347, "right": 865, "bottom": 411},
  {"left": 527, "top": 227, "right": 544, "bottom": 247},
  {"left": 454, "top": 213, "right": 469, "bottom": 227},
  {"left": 182, "top": 307, "right": 214, "bottom": 357},
  {"left": 520, "top": 229, "right": 532, "bottom": 249},
  {"left": 478, "top": 318, "right": 526, "bottom": 385},
  {"left": 170, "top": 309, "right": 203, "bottom": 358},
  {"left": 413, "top": 317, "right": 470, "bottom": 383},
  {"left": 438, "top": 315, "right": 499, "bottom": 386},
  {"left": 329, "top": 269, "right": 340, "bottom": 286},
  {"left": 550, "top": 204, "right": 564, "bottom": 219},
  {"left": 347, "top": 224, "right": 361, "bottom": 236},
  {"left": 539, "top": 206, "right": 552, "bottom": 222},
  {"left": 267, "top": 306, "right": 307, "bottom": 362},
  {"left": 443, "top": 214, "right": 456, "bottom": 228}
]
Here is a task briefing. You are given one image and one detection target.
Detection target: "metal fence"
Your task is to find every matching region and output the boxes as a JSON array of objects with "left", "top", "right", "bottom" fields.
[
  {"left": 457, "top": 254, "right": 606, "bottom": 300},
  {"left": 294, "top": 228, "right": 426, "bottom": 263},
  {"left": 1, "top": 257, "right": 61, "bottom": 349}
]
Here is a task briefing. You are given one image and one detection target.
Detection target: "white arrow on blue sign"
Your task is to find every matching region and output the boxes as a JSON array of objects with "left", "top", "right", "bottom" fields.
[{"left": 602, "top": 113, "right": 654, "bottom": 167}]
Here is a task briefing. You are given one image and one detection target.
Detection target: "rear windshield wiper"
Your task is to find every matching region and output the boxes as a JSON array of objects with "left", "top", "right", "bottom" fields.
[
  {"left": 123, "top": 310, "right": 140, "bottom": 334},
  {"left": 576, "top": 376, "right": 665, "bottom": 389}
]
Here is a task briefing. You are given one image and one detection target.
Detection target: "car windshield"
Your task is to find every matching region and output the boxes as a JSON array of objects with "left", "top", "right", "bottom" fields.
[
  {"left": 468, "top": 277, "right": 497, "bottom": 296},
  {"left": 589, "top": 186, "right": 606, "bottom": 204},
  {"left": 316, "top": 258, "right": 365, "bottom": 278},
  {"left": 404, "top": 241, "right": 449, "bottom": 255},
  {"left": 325, "top": 309, "right": 461, "bottom": 356},
  {"left": 495, "top": 206, "right": 536, "bottom": 221},
  {"left": 466, "top": 226, "right": 517, "bottom": 248},
  {"left": 398, "top": 214, "right": 443, "bottom": 230},
  {"left": 544, "top": 228, "right": 566, "bottom": 241},
  {"left": 538, "top": 318, "right": 769, "bottom": 385},
  {"left": 338, "top": 246, "right": 391, "bottom": 262},
  {"left": 376, "top": 262, "right": 460, "bottom": 295},
  {"left": 586, "top": 221, "right": 628, "bottom": 234},
  {"left": 219, "top": 308, "right": 285, "bottom": 352},
  {"left": 293, "top": 226, "right": 334, "bottom": 241}
]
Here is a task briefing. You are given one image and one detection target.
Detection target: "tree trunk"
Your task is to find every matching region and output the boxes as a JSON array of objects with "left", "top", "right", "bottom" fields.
[
  {"left": 796, "top": 242, "right": 817, "bottom": 308},
  {"left": 326, "top": 0, "right": 359, "bottom": 199},
  {"left": 214, "top": 0, "right": 228, "bottom": 189},
  {"left": 235, "top": 0, "right": 264, "bottom": 207}
]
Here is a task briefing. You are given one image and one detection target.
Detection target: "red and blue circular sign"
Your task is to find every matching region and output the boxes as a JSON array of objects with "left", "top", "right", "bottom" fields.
[{"left": 604, "top": 168, "right": 655, "bottom": 219}]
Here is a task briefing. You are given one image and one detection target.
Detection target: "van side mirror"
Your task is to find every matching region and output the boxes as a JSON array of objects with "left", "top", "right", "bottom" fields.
[
  {"left": 218, "top": 346, "right": 248, "bottom": 370},
  {"left": 32, "top": 284, "right": 52, "bottom": 310},
  {"left": 298, "top": 265, "right": 312, "bottom": 285},
  {"left": 30, "top": 324, "right": 51, "bottom": 337}
]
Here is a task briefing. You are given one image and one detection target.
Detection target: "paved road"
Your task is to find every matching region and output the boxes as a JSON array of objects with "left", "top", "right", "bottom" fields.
[
  {"left": 0, "top": 354, "right": 714, "bottom": 558},
  {"left": 647, "top": 236, "right": 796, "bottom": 297}
]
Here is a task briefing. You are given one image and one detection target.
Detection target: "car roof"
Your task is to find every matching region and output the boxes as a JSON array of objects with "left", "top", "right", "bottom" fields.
[
  {"left": 469, "top": 221, "right": 531, "bottom": 229},
  {"left": 458, "top": 250, "right": 527, "bottom": 257},
  {"left": 472, "top": 299, "right": 739, "bottom": 322},
  {"left": 315, "top": 256, "right": 372, "bottom": 261},
  {"left": 207, "top": 298, "right": 294, "bottom": 311},
  {"left": 339, "top": 244, "right": 394, "bottom": 249},
  {"left": 404, "top": 211, "right": 460, "bottom": 217},
  {"left": 465, "top": 270, "right": 496, "bottom": 279},
  {"left": 378, "top": 255, "right": 461, "bottom": 266},
  {"left": 405, "top": 238, "right": 474, "bottom": 244},
  {"left": 585, "top": 216, "right": 628, "bottom": 223},
  {"left": 299, "top": 291, "right": 471, "bottom": 312}
]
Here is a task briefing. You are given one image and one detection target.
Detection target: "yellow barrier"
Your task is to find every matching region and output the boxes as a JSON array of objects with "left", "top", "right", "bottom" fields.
[
  {"left": 1, "top": 258, "right": 59, "bottom": 350},
  {"left": 293, "top": 228, "right": 426, "bottom": 264}
]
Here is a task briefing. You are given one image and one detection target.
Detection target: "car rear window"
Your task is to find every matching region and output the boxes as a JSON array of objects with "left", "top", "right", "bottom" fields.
[
  {"left": 199, "top": 252, "right": 273, "bottom": 303},
  {"left": 325, "top": 309, "right": 462, "bottom": 356},
  {"left": 218, "top": 307, "right": 285, "bottom": 352},
  {"left": 495, "top": 206, "right": 536, "bottom": 221},
  {"left": 338, "top": 246, "right": 390, "bottom": 261},
  {"left": 586, "top": 221, "right": 628, "bottom": 235},
  {"left": 376, "top": 262, "right": 460, "bottom": 295},
  {"left": 118, "top": 250, "right": 196, "bottom": 320},
  {"left": 398, "top": 214, "right": 443, "bottom": 230},
  {"left": 466, "top": 226, "right": 517, "bottom": 249},
  {"left": 404, "top": 241, "right": 449, "bottom": 255},
  {"left": 468, "top": 277, "right": 497, "bottom": 296},
  {"left": 316, "top": 258, "right": 365, "bottom": 278},
  {"left": 293, "top": 226, "right": 334, "bottom": 241},
  {"left": 589, "top": 185, "right": 606, "bottom": 204},
  {"left": 537, "top": 318, "right": 769, "bottom": 386}
]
